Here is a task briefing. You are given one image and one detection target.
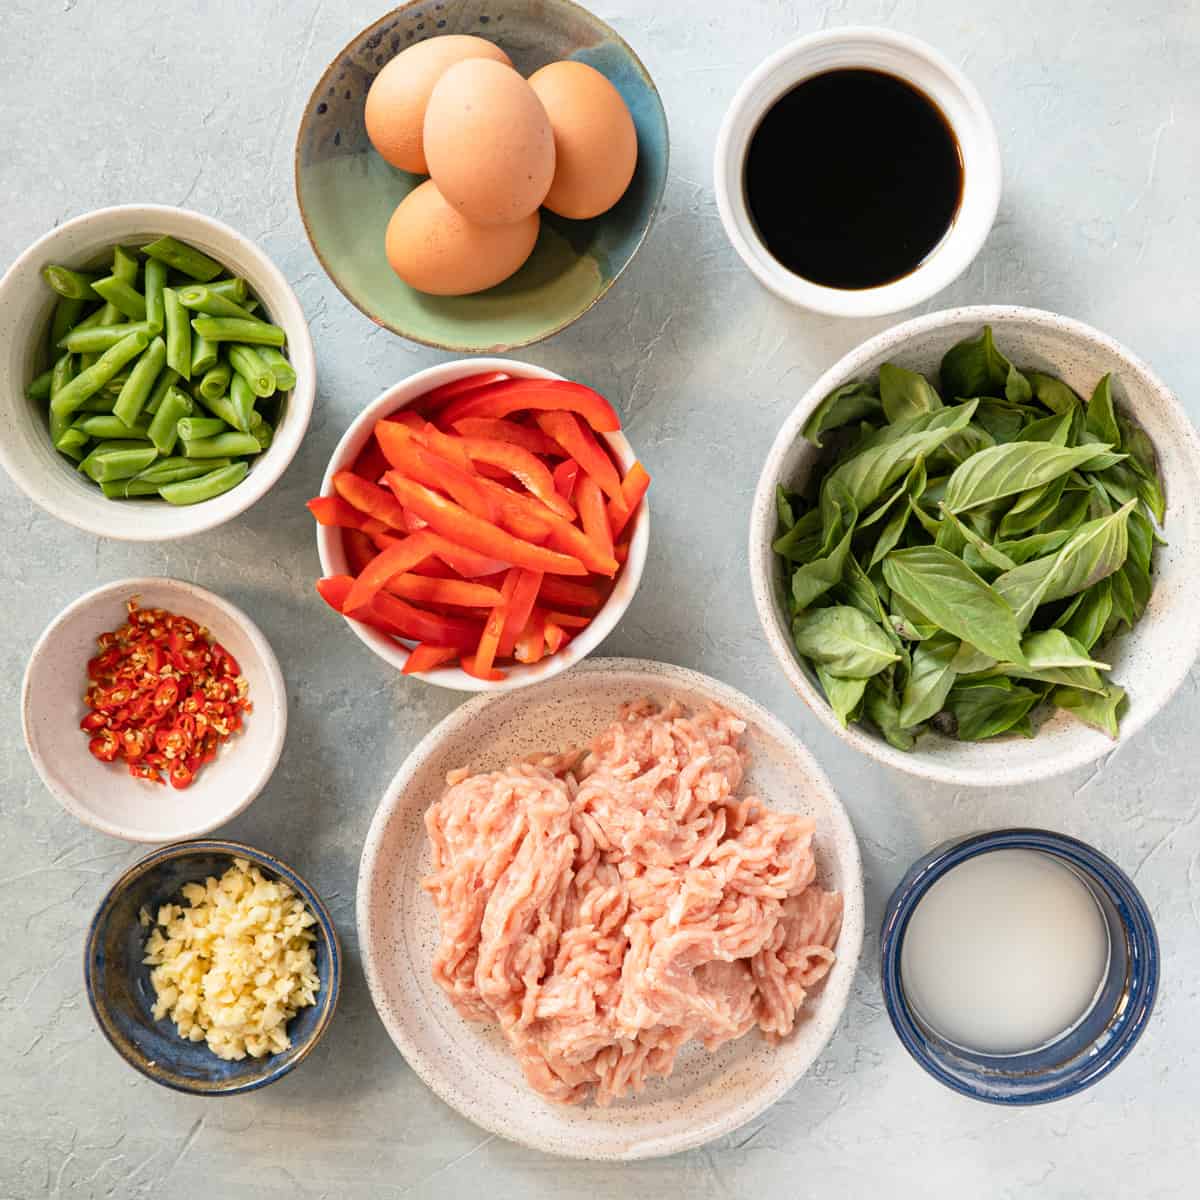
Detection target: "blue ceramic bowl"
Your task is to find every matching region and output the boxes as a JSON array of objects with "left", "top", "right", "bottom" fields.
[
  {"left": 84, "top": 840, "right": 341, "bottom": 1095},
  {"left": 881, "top": 828, "right": 1158, "bottom": 1104},
  {"left": 294, "top": 0, "right": 669, "bottom": 351}
]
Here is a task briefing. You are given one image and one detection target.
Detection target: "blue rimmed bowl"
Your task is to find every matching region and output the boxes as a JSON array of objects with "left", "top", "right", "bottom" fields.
[
  {"left": 84, "top": 840, "right": 341, "bottom": 1095},
  {"left": 880, "top": 828, "right": 1158, "bottom": 1105},
  {"left": 293, "top": 0, "right": 669, "bottom": 352}
]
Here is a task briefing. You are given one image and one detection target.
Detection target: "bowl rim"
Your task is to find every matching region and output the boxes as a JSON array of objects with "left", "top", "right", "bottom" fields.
[
  {"left": 749, "top": 303, "right": 1200, "bottom": 786},
  {"left": 0, "top": 203, "right": 315, "bottom": 541},
  {"left": 21, "top": 576, "right": 288, "bottom": 841},
  {"left": 355, "top": 655, "right": 865, "bottom": 1159},
  {"left": 83, "top": 837, "right": 343, "bottom": 1095},
  {"left": 712, "top": 26, "right": 1002, "bottom": 317},
  {"left": 315, "top": 357, "right": 650, "bottom": 692},
  {"left": 291, "top": 0, "right": 670, "bottom": 352}
]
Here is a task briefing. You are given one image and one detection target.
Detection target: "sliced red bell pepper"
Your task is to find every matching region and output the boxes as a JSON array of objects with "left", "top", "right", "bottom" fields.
[
  {"left": 370, "top": 591, "right": 485, "bottom": 651},
  {"left": 451, "top": 417, "right": 563, "bottom": 458},
  {"left": 402, "top": 507, "right": 428, "bottom": 533},
  {"left": 614, "top": 541, "right": 629, "bottom": 564},
  {"left": 513, "top": 609, "right": 547, "bottom": 664},
  {"left": 402, "top": 644, "right": 459, "bottom": 675},
  {"left": 498, "top": 569, "right": 543, "bottom": 657},
  {"left": 372, "top": 529, "right": 507, "bottom": 578},
  {"left": 543, "top": 618, "right": 568, "bottom": 654},
  {"left": 460, "top": 655, "right": 506, "bottom": 681},
  {"left": 415, "top": 371, "right": 510, "bottom": 414},
  {"left": 382, "top": 408, "right": 426, "bottom": 430},
  {"left": 535, "top": 411, "right": 623, "bottom": 501},
  {"left": 456, "top": 436, "right": 577, "bottom": 521},
  {"left": 537, "top": 576, "right": 603, "bottom": 611},
  {"left": 343, "top": 528, "right": 378, "bottom": 575},
  {"left": 544, "top": 610, "right": 591, "bottom": 629},
  {"left": 467, "top": 569, "right": 518, "bottom": 678},
  {"left": 344, "top": 531, "right": 439, "bottom": 614},
  {"left": 418, "top": 421, "right": 475, "bottom": 471},
  {"left": 438, "top": 379, "right": 621, "bottom": 433},
  {"left": 379, "top": 430, "right": 500, "bottom": 524},
  {"left": 553, "top": 459, "right": 580, "bottom": 502},
  {"left": 352, "top": 434, "right": 390, "bottom": 483},
  {"left": 386, "top": 574, "right": 504, "bottom": 608},
  {"left": 334, "top": 470, "right": 408, "bottom": 530},
  {"left": 575, "top": 474, "right": 614, "bottom": 567},
  {"left": 316, "top": 575, "right": 354, "bottom": 613},
  {"left": 608, "top": 461, "right": 652, "bottom": 538},
  {"left": 385, "top": 473, "right": 588, "bottom": 576},
  {"left": 307, "top": 495, "right": 387, "bottom": 535}
]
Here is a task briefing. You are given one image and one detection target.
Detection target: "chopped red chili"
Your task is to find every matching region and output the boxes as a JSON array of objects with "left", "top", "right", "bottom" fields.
[{"left": 80, "top": 599, "right": 251, "bottom": 789}]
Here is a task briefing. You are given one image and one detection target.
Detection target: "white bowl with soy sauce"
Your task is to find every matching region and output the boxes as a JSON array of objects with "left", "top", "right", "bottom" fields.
[{"left": 714, "top": 28, "right": 1001, "bottom": 317}]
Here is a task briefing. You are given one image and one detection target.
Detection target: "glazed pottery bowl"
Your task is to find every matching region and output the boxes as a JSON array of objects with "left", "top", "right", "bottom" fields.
[
  {"left": 357, "top": 658, "right": 864, "bottom": 1158},
  {"left": 0, "top": 204, "right": 315, "bottom": 540},
  {"left": 85, "top": 839, "right": 341, "bottom": 1095},
  {"left": 22, "top": 577, "right": 287, "bottom": 842},
  {"left": 315, "top": 358, "right": 649, "bottom": 691},
  {"left": 750, "top": 305, "right": 1200, "bottom": 787},
  {"left": 294, "top": 0, "right": 668, "bottom": 351}
]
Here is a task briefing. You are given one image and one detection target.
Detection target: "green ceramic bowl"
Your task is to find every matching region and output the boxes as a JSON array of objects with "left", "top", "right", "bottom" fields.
[{"left": 295, "top": 0, "right": 669, "bottom": 352}]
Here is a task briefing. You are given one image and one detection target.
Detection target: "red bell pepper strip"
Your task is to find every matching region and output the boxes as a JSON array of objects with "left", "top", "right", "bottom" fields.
[
  {"left": 307, "top": 495, "right": 388, "bottom": 535},
  {"left": 608, "top": 461, "right": 652, "bottom": 538},
  {"left": 371, "top": 530, "right": 507, "bottom": 578},
  {"left": 537, "top": 576, "right": 603, "bottom": 610},
  {"left": 467, "top": 569, "right": 518, "bottom": 678},
  {"left": 437, "top": 379, "right": 621, "bottom": 433},
  {"left": 614, "top": 541, "right": 629, "bottom": 564},
  {"left": 334, "top": 470, "right": 408, "bottom": 530},
  {"left": 535, "top": 411, "right": 623, "bottom": 501},
  {"left": 460, "top": 655, "right": 506, "bottom": 681},
  {"left": 543, "top": 618, "right": 568, "bottom": 654},
  {"left": 344, "top": 531, "right": 439, "bottom": 614},
  {"left": 544, "top": 610, "right": 591, "bottom": 629},
  {"left": 455, "top": 436, "right": 577, "bottom": 522},
  {"left": 451, "top": 417, "right": 563, "bottom": 458},
  {"left": 402, "top": 507, "right": 428, "bottom": 532},
  {"left": 343, "top": 528, "right": 378, "bottom": 575},
  {"left": 382, "top": 408, "right": 426, "bottom": 430},
  {"left": 402, "top": 644, "right": 459, "bottom": 675},
  {"left": 352, "top": 434, "right": 390, "bottom": 483},
  {"left": 513, "top": 609, "right": 548, "bottom": 664},
  {"left": 553, "top": 459, "right": 580, "bottom": 502},
  {"left": 498, "top": 569, "right": 543, "bottom": 658},
  {"left": 576, "top": 474, "right": 614, "bottom": 567},
  {"left": 385, "top": 473, "right": 588, "bottom": 576},
  {"left": 316, "top": 575, "right": 354, "bottom": 612},
  {"left": 378, "top": 429, "right": 500, "bottom": 524},
  {"left": 370, "top": 591, "right": 485, "bottom": 651},
  {"left": 387, "top": 574, "right": 504, "bottom": 608},
  {"left": 418, "top": 421, "right": 475, "bottom": 471},
  {"left": 415, "top": 371, "right": 510, "bottom": 414}
]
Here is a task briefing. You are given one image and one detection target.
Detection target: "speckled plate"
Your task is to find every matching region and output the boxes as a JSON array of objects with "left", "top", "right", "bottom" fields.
[
  {"left": 356, "top": 658, "right": 864, "bottom": 1160},
  {"left": 294, "top": 0, "right": 669, "bottom": 352}
]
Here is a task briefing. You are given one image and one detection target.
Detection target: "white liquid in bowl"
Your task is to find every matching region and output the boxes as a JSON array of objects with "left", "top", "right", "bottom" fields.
[{"left": 900, "top": 849, "right": 1111, "bottom": 1056}]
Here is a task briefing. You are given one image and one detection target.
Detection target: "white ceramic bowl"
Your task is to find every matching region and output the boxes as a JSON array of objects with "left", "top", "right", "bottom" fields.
[
  {"left": 750, "top": 305, "right": 1200, "bottom": 787},
  {"left": 315, "top": 358, "right": 649, "bottom": 692},
  {"left": 22, "top": 577, "right": 287, "bottom": 842},
  {"left": 356, "top": 658, "right": 864, "bottom": 1159},
  {"left": 714, "top": 27, "right": 1001, "bottom": 317},
  {"left": 0, "top": 204, "right": 315, "bottom": 540}
]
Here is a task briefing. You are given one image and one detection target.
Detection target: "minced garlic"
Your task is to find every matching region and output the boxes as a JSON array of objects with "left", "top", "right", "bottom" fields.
[{"left": 143, "top": 857, "right": 320, "bottom": 1061}]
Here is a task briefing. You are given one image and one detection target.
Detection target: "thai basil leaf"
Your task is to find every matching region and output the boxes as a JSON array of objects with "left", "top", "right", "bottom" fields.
[
  {"left": 882, "top": 545, "right": 1026, "bottom": 663},
  {"left": 773, "top": 506, "right": 822, "bottom": 562},
  {"left": 837, "top": 557, "right": 903, "bottom": 651},
  {"left": 1137, "top": 471, "right": 1167, "bottom": 527},
  {"left": 997, "top": 474, "right": 1069, "bottom": 538},
  {"left": 879, "top": 363, "right": 942, "bottom": 423},
  {"left": 974, "top": 399, "right": 1029, "bottom": 444},
  {"left": 1027, "top": 371, "right": 1082, "bottom": 415},
  {"left": 1116, "top": 412, "right": 1166, "bottom": 524},
  {"left": 1053, "top": 682, "right": 1127, "bottom": 738},
  {"left": 776, "top": 485, "right": 799, "bottom": 530},
  {"left": 792, "top": 516, "right": 855, "bottom": 610},
  {"left": 792, "top": 606, "right": 901, "bottom": 678},
  {"left": 945, "top": 676, "right": 1041, "bottom": 741},
  {"left": 940, "top": 327, "right": 1011, "bottom": 400},
  {"left": 1006, "top": 363, "right": 1033, "bottom": 404},
  {"left": 899, "top": 633, "right": 961, "bottom": 726},
  {"left": 908, "top": 496, "right": 943, "bottom": 539},
  {"left": 931, "top": 423, "right": 996, "bottom": 471},
  {"left": 816, "top": 666, "right": 868, "bottom": 728},
  {"left": 1086, "top": 374, "right": 1121, "bottom": 445},
  {"left": 1019, "top": 411, "right": 1072, "bottom": 445},
  {"left": 943, "top": 442, "right": 1114, "bottom": 513},
  {"left": 860, "top": 455, "right": 927, "bottom": 529},
  {"left": 867, "top": 460, "right": 926, "bottom": 567},
  {"left": 994, "top": 527, "right": 1073, "bottom": 564},
  {"left": 938, "top": 506, "right": 1017, "bottom": 571},
  {"left": 865, "top": 675, "right": 917, "bottom": 750},
  {"left": 1037, "top": 488, "right": 1090, "bottom": 535},
  {"left": 802, "top": 380, "right": 882, "bottom": 447},
  {"left": 993, "top": 500, "right": 1135, "bottom": 628},
  {"left": 1093, "top": 459, "right": 1141, "bottom": 509},
  {"left": 1054, "top": 578, "right": 1113, "bottom": 651},
  {"left": 988, "top": 629, "right": 1110, "bottom": 695},
  {"left": 818, "top": 476, "right": 858, "bottom": 548}
]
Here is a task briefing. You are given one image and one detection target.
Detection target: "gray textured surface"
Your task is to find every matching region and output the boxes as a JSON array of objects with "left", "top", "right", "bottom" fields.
[{"left": 1, "top": 0, "right": 1196, "bottom": 1196}]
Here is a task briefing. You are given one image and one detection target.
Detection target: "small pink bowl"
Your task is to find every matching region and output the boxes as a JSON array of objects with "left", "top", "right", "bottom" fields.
[{"left": 314, "top": 358, "right": 649, "bottom": 692}]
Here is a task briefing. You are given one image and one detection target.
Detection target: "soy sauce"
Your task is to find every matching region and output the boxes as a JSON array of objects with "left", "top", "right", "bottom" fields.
[{"left": 744, "top": 69, "right": 963, "bottom": 290}]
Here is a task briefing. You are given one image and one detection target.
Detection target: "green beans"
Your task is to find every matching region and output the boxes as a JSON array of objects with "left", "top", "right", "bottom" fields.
[
  {"left": 111, "top": 245, "right": 139, "bottom": 285},
  {"left": 228, "top": 373, "right": 257, "bottom": 432},
  {"left": 91, "top": 275, "right": 147, "bottom": 321},
  {"left": 190, "top": 316, "right": 285, "bottom": 347},
  {"left": 60, "top": 322, "right": 154, "bottom": 354},
  {"left": 50, "top": 330, "right": 150, "bottom": 417},
  {"left": 258, "top": 346, "right": 296, "bottom": 391},
  {"left": 191, "top": 333, "right": 218, "bottom": 377},
  {"left": 227, "top": 344, "right": 275, "bottom": 397},
  {"left": 198, "top": 362, "right": 231, "bottom": 401},
  {"left": 79, "top": 443, "right": 158, "bottom": 482},
  {"left": 183, "top": 432, "right": 261, "bottom": 458},
  {"left": 177, "top": 416, "right": 228, "bottom": 441},
  {"left": 55, "top": 429, "right": 91, "bottom": 461},
  {"left": 160, "top": 461, "right": 249, "bottom": 505},
  {"left": 142, "top": 235, "right": 223, "bottom": 282},
  {"left": 144, "top": 367, "right": 181, "bottom": 416},
  {"left": 135, "top": 457, "right": 229, "bottom": 486},
  {"left": 204, "top": 277, "right": 249, "bottom": 303},
  {"left": 163, "top": 287, "right": 192, "bottom": 379},
  {"left": 112, "top": 336, "right": 167, "bottom": 427},
  {"left": 49, "top": 296, "right": 88, "bottom": 351},
  {"left": 27, "top": 369, "right": 54, "bottom": 402},
  {"left": 77, "top": 393, "right": 118, "bottom": 413},
  {"left": 177, "top": 284, "right": 256, "bottom": 320},
  {"left": 196, "top": 389, "right": 248, "bottom": 432},
  {"left": 71, "top": 413, "right": 150, "bottom": 439},
  {"left": 147, "top": 385, "right": 194, "bottom": 455},
  {"left": 42, "top": 266, "right": 100, "bottom": 300},
  {"left": 144, "top": 257, "right": 167, "bottom": 334},
  {"left": 49, "top": 353, "right": 79, "bottom": 452},
  {"left": 249, "top": 412, "right": 274, "bottom": 451}
]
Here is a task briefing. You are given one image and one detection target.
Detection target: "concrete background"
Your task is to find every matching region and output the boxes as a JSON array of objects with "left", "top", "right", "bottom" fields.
[{"left": 2, "top": 0, "right": 1197, "bottom": 1196}]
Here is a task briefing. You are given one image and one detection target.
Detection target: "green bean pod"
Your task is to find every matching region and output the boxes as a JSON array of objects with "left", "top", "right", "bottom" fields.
[
  {"left": 142, "top": 236, "right": 222, "bottom": 282},
  {"left": 60, "top": 322, "right": 155, "bottom": 354},
  {"left": 72, "top": 413, "right": 151, "bottom": 439},
  {"left": 77, "top": 393, "right": 118, "bottom": 414},
  {"left": 48, "top": 353, "right": 78, "bottom": 449},
  {"left": 163, "top": 287, "right": 192, "bottom": 379},
  {"left": 101, "top": 477, "right": 163, "bottom": 498},
  {"left": 196, "top": 389, "right": 247, "bottom": 432},
  {"left": 111, "top": 245, "right": 140, "bottom": 285},
  {"left": 227, "top": 344, "right": 275, "bottom": 397},
  {"left": 176, "top": 416, "right": 229, "bottom": 441},
  {"left": 182, "top": 431, "right": 261, "bottom": 458},
  {"left": 144, "top": 368, "right": 181, "bottom": 416},
  {"left": 257, "top": 346, "right": 296, "bottom": 391},
  {"left": 80, "top": 443, "right": 159, "bottom": 482},
  {"left": 27, "top": 369, "right": 54, "bottom": 402},
  {"left": 144, "top": 258, "right": 167, "bottom": 333},
  {"left": 72, "top": 305, "right": 109, "bottom": 333},
  {"left": 249, "top": 412, "right": 274, "bottom": 451},
  {"left": 91, "top": 275, "right": 147, "bottom": 321},
  {"left": 228, "top": 373, "right": 257, "bottom": 432},
  {"left": 42, "top": 266, "right": 100, "bottom": 300},
  {"left": 190, "top": 316, "right": 285, "bottom": 347},
  {"left": 160, "top": 460, "right": 249, "bottom": 505},
  {"left": 50, "top": 330, "right": 150, "bottom": 418},
  {"left": 198, "top": 362, "right": 232, "bottom": 401},
  {"left": 190, "top": 333, "right": 219, "bottom": 377},
  {"left": 177, "top": 284, "right": 257, "bottom": 321},
  {"left": 55, "top": 428, "right": 91, "bottom": 460},
  {"left": 147, "top": 385, "right": 194, "bottom": 455},
  {"left": 204, "top": 277, "right": 249, "bottom": 303},
  {"left": 134, "top": 456, "right": 230, "bottom": 486},
  {"left": 112, "top": 336, "right": 167, "bottom": 427},
  {"left": 49, "top": 296, "right": 89, "bottom": 351}
]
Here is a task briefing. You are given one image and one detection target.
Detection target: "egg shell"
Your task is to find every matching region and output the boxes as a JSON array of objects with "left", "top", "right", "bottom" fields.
[
  {"left": 364, "top": 36, "right": 512, "bottom": 174},
  {"left": 385, "top": 179, "right": 540, "bottom": 296},
  {"left": 423, "top": 59, "right": 556, "bottom": 226},
  {"left": 529, "top": 61, "right": 638, "bottom": 220}
]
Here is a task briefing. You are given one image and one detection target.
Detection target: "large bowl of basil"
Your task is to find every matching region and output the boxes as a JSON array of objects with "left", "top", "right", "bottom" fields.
[{"left": 750, "top": 306, "right": 1200, "bottom": 786}]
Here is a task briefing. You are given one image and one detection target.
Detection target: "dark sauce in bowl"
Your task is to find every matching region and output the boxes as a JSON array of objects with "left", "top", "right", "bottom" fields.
[{"left": 744, "top": 69, "right": 964, "bottom": 290}]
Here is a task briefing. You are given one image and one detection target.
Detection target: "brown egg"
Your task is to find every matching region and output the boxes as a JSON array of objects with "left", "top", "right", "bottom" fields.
[
  {"left": 385, "top": 179, "right": 540, "bottom": 295},
  {"left": 423, "top": 60, "right": 556, "bottom": 226},
  {"left": 364, "top": 36, "right": 511, "bottom": 174},
  {"left": 529, "top": 61, "right": 638, "bottom": 219}
]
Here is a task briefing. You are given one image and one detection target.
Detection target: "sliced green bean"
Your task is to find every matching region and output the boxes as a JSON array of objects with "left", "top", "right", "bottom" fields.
[
  {"left": 257, "top": 347, "right": 296, "bottom": 391},
  {"left": 227, "top": 374, "right": 257, "bottom": 432},
  {"left": 49, "top": 353, "right": 78, "bottom": 448},
  {"left": 143, "top": 258, "right": 167, "bottom": 334},
  {"left": 144, "top": 367, "right": 181, "bottom": 416},
  {"left": 73, "top": 305, "right": 109, "bottom": 332},
  {"left": 205, "top": 277, "right": 249, "bottom": 303},
  {"left": 27, "top": 369, "right": 54, "bottom": 402},
  {"left": 147, "top": 385, "right": 193, "bottom": 455},
  {"left": 182, "top": 431, "right": 261, "bottom": 458},
  {"left": 42, "top": 266, "right": 100, "bottom": 300},
  {"left": 249, "top": 411, "right": 274, "bottom": 451},
  {"left": 50, "top": 296, "right": 89, "bottom": 350},
  {"left": 60, "top": 322, "right": 154, "bottom": 354},
  {"left": 101, "top": 477, "right": 161, "bottom": 498},
  {"left": 72, "top": 413, "right": 150, "bottom": 438},
  {"left": 77, "top": 393, "right": 117, "bottom": 413},
  {"left": 91, "top": 276, "right": 147, "bottom": 321},
  {"left": 163, "top": 287, "right": 192, "bottom": 378},
  {"left": 135, "top": 457, "right": 229, "bottom": 486},
  {"left": 242, "top": 298, "right": 260, "bottom": 314},
  {"left": 80, "top": 443, "right": 158, "bottom": 482},
  {"left": 198, "top": 362, "right": 231, "bottom": 401},
  {"left": 196, "top": 389, "right": 247, "bottom": 432},
  {"left": 50, "top": 330, "right": 150, "bottom": 417},
  {"left": 227, "top": 344, "right": 275, "bottom": 397},
  {"left": 176, "top": 416, "right": 228, "bottom": 441},
  {"left": 55, "top": 428, "right": 91, "bottom": 460},
  {"left": 142, "top": 236, "right": 222, "bottom": 282},
  {"left": 191, "top": 333, "right": 218, "bottom": 377},
  {"left": 111, "top": 245, "right": 140, "bottom": 285},
  {"left": 160, "top": 461, "right": 248, "bottom": 505},
  {"left": 190, "top": 316, "right": 285, "bottom": 347},
  {"left": 101, "top": 369, "right": 132, "bottom": 397},
  {"left": 112, "top": 336, "right": 167, "bottom": 426},
  {"left": 177, "top": 284, "right": 256, "bottom": 320}
]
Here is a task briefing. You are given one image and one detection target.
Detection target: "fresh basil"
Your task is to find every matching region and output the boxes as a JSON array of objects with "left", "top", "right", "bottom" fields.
[
  {"left": 792, "top": 606, "right": 900, "bottom": 678},
  {"left": 940, "top": 326, "right": 1011, "bottom": 400},
  {"left": 865, "top": 675, "right": 917, "bottom": 750},
  {"left": 816, "top": 666, "right": 868, "bottom": 728},
  {"left": 1086, "top": 374, "right": 1121, "bottom": 445},
  {"left": 899, "top": 633, "right": 961, "bottom": 726},
  {"left": 1052, "top": 682, "right": 1127, "bottom": 738},
  {"left": 944, "top": 441, "right": 1111, "bottom": 513},
  {"left": 945, "top": 677, "right": 1041, "bottom": 741},
  {"left": 802, "top": 381, "right": 882, "bottom": 447},
  {"left": 879, "top": 363, "right": 942, "bottom": 423},
  {"left": 1027, "top": 371, "right": 1082, "bottom": 415}
]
